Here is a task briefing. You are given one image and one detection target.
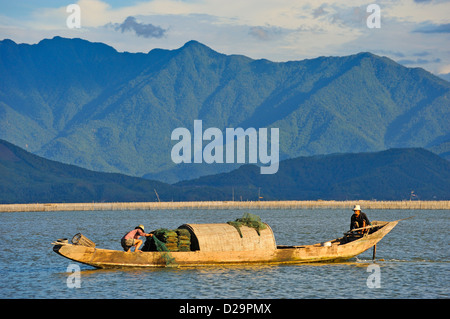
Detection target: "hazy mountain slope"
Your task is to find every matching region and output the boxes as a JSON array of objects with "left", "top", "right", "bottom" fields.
[{"left": 0, "top": 139, "right": 183, "bottom": 203}]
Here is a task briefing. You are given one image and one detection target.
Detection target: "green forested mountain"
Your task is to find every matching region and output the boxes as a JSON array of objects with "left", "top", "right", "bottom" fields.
[
  {"left": 0, "top": 37, "right": 449, "bottom": 182},
  {"left": 1, "top": 139, "right": 448, "bottom": 203}
]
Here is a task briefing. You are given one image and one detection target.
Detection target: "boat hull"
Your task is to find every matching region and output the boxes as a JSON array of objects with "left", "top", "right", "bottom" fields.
[{"left": 52, "top": 220, "right": 398, "bottom": 268}]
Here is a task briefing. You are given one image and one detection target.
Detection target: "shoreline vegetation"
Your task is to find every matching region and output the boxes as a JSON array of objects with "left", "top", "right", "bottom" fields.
[{"left": 0, "top": 200, "right": 449, "bottom": 212}]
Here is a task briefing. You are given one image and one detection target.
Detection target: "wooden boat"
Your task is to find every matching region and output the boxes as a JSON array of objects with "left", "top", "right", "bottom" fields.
[{"left": 52, "top": 219, "right": 400, "bottom": 268}]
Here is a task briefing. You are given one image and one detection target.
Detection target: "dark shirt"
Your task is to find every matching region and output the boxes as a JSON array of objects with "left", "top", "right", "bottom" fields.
[{"left": 350, "top": 212, "right": 371, "bottom": 230}]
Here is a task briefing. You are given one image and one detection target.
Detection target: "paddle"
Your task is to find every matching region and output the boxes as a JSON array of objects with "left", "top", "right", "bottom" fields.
[
  {"left": 344, "top": 224, "right": 378, "bottom": 235},
  {"left": 372, "top": 244, "right": 377, "bottom": 261}
]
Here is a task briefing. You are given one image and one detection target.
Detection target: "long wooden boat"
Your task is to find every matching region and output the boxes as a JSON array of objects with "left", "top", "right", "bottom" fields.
[{"left": 52, "top": 220, "right": 400, "bottom": 268}]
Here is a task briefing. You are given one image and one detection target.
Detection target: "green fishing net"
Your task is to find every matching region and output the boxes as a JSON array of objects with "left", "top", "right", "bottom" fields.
[
  {"left": 151, "top": 235, "right": 178, "bottom": 267},
  {"left": 142, "top": 227, "right": 193, "bottom": 267},
  {"left": 227, "top": 213, "right": 267, "bottom": 238},
  {"left": 176, "top": 228, "right": 191, "bottom": 252},
  {"left": 144, "top": 228, "right": 191, "bottom": 252}
]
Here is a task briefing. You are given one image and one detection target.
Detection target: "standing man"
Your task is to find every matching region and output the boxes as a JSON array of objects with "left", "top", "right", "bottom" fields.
[
  {"left": 121, "top": 224, "right": 153, "bottom": 252},
  {"left": 350, "top": 205, "right": 371, "bottom": 233}
]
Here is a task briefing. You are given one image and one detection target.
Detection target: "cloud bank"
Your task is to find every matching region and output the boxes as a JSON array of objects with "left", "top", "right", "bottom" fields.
[
  {"left": 413, "top": 23, "right": 450, "bottom": 33},
  {"left": 1, "top": 0, "right": 449, "bottom": 74}
]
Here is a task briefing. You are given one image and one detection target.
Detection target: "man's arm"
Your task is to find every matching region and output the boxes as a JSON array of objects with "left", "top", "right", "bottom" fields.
[
  {"left": 363, "top": 213, "right": 371, "bottom": 225},
  {"left": 136, "top": 229, "right": 152, "bottom": 237}
]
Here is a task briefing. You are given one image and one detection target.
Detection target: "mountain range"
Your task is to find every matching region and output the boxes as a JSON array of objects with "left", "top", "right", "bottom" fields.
[
  {"left": 177, "top": 147, "right": 450, "bottom": 201},
  {"left": 1, "top": 139, "right": 448, "bottom": 203},
  {"left": 0, "top": 37, "right": 449, "bottom": 183}
]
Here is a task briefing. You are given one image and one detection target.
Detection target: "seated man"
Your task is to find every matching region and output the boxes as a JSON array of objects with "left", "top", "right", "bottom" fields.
[
  {"left": 350, "top": 205, "right": 371, "bottom": 233},
  {"left": 121, "top": 224, "right": 153, "bottom": 252}
]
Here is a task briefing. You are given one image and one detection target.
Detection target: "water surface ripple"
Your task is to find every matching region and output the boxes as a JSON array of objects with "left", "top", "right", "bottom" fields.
[{"left": 0, "top": 208, "right": 448, "bottom": 299}]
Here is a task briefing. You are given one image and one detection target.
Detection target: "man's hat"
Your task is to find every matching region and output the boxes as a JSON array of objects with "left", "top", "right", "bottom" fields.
[
  {"left": 136, "top": 224, "right": 145, "bottom": 231},
  {"left": 353, "top": 205, "right": 361, "bottom": 211}
]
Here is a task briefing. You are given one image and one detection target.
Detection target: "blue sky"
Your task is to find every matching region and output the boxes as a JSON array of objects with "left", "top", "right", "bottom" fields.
[{"left": 1, "top": 0, "right": 449, "bottom": 76}]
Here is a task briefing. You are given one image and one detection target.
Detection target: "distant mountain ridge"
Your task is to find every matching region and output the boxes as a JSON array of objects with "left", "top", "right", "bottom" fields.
[
  {"left": 0, "top": 37, "right": 449, "bottom": 182},
  {"left": 1, "top": 139, "right": 448, "bottom": 203},
  {"left": 177, "top": 147, "right": 450, "bottom": 201}
]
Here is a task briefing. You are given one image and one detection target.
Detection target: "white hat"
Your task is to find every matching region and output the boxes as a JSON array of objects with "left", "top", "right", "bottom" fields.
[{"left": 353, "top": 205, "right": 361, "bottom": 211}]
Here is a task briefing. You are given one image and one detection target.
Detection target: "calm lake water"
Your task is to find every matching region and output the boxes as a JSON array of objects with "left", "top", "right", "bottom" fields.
[{"left": 0, "top": 208, "right": 448, "bottom": 299}]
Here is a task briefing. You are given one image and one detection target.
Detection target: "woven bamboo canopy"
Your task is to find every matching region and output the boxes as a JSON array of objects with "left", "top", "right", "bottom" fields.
[{"left": 178, "top": 223, "right": 277, "bottom": 252}]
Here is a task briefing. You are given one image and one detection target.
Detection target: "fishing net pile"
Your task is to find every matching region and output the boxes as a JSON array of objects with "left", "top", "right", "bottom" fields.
[
  {"left": 176, "top": 229, "right": 191, "bottom": 251},
  {"left": 142, "top": 228, "right": 191, "bottom": 252},
  {"left": 140, "top": 228, "right": 191, "bottom": 267},
  {"left": 227, "top": 213, "right": 267, "bottom": 237}
]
